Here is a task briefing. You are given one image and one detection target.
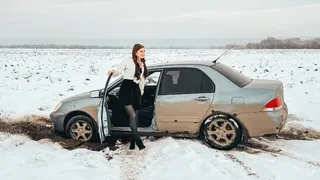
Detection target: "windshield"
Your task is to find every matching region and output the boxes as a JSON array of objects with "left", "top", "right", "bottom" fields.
[{"left": 210, "top": 63, "right": 252, "bottom": 87}]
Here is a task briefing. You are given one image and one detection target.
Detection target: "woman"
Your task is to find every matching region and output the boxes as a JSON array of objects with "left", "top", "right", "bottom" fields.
[{"left": 108, "top": 43, "right": 148, "bottom": 150}]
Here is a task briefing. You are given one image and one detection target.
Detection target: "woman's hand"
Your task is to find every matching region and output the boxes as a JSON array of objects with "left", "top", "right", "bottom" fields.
[{"left": 108, "top": 70, "right": 115, "bottom": 76}]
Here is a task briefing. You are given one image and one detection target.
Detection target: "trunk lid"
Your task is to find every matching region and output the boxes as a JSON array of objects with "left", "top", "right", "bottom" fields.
[
  {"left": 243, "top": 79, "right": 285, "bottom": 111},
  {"left": 244, "top": 79, "right": 283, "bottom": 90}
]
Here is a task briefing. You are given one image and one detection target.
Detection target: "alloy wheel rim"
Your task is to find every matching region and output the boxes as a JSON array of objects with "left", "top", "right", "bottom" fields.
[
  {"left": 70, "top": 120, "right": 93, "bottom": 141},
  {"left": 207, "top": 119, "right": 237, "bottom": 146}
]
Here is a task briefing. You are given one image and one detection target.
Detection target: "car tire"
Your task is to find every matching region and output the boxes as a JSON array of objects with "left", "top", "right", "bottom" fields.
[
  {"left": 65, "top": 115, "right": 98, "bottom": 142},
  {"left": 202, "top": 113, "right": 242, "bottom": 150}
]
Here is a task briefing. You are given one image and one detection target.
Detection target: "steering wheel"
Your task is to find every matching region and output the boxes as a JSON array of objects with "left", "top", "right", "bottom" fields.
[
  {"left": 106, "top": 87, "right": 120, "bottom": 99},
  {"left": 149, "top": 78, "right": 157, "bottom": 84}
]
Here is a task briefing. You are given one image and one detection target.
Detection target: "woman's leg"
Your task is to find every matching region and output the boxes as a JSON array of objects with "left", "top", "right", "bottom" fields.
[{"left": 124, "top": 105, "right": 145, "bottom": 150}]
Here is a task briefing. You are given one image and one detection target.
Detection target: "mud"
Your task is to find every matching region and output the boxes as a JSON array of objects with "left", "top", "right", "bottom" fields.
[
  {"left": 236, "top": 125, "right": 320, "bottom": 154},
  {"left": 234, "top": 139, "right": 281, "bottom": 157},
  {"left": 237, "top": 141, "right": 320, "bottom": 168},
  {"left": 0, "top": 115, "right": 112, "bottom": 152},
  {"left": 234, "top": 132, "right": 320, "bottom": 168},
  {"left": 0, "top": 115, "right": 56, "bottom": 140},
  {"left": 265, "top": 128, "right": 320, "bottom": 141}
]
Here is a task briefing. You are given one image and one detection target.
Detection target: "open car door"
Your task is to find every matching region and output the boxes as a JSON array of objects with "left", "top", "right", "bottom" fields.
[{"left": 98, "top": 74, "right": 113, "bottom": 144}]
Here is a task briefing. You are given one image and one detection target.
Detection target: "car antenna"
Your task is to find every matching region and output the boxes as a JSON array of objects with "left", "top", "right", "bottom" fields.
[{"left": 212, "top": 45, "right": 234, "bottom": 64}]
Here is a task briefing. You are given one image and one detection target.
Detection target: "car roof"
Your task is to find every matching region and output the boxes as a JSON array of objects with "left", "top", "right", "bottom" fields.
[{"left": 148, "top": 60, "right": 214, "bottom": 69}]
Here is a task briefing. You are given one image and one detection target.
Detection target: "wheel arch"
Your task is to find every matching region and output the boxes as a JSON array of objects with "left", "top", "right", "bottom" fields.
[
  {"left": 199, "top": 110, "right": 249, "bottom": 144},
  {"left": 64, "top": 110, "right": 98, "bottom": 132}
]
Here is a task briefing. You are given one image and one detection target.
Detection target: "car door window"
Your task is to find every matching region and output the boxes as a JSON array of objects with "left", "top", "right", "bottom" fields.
[
  {"left": 201, "top": 73, "right": 215, "bottom": 93},
  {"left": 159, "top": 68, "right": 215, "bottom": 95}
]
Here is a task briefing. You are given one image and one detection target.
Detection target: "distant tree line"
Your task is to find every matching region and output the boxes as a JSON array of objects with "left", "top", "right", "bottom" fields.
[
  {"left": 0, "top": 44, "right": 127, "bottom": 49},
  {"left": 1, "top": 37, "right": 320, "bottom": 49},
  {"left": 224, "top": 37, "right": 320, "bottom": 49}
]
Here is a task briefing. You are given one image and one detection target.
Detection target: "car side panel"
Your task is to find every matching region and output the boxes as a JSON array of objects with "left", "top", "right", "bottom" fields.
[
  {"left": 155, "top": 93, "right": 214, "bottom": 133},
  {"left": 155, "top": 65, "right": 221, "bottom": 133},
  {"left": 52, "top": 98, "right": 101, "bottom": 130},
  {"left": 81, "top": 105, "right": 99, "bottom": 122}
]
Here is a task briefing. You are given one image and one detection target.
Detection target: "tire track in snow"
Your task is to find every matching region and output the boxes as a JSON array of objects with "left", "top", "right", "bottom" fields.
[
  {"left": 224, "top": 153, "right": 264, "bottom": 180},
  {"left": 232, "top": 124, "right": 320, "bottom": 168},
  {"left": 240, "top": 138, "right": 320, "bottom": 168}
]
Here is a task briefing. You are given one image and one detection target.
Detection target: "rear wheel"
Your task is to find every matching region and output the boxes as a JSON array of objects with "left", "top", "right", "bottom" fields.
[
  {"left": 65, "top": 115, "right": 97, "bottom": 142},
  {"left": 202, "top": 114, "right": 241, "bottom": 150}
]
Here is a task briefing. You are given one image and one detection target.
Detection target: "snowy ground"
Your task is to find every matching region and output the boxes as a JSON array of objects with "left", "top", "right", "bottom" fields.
[{"left": 0, "top": 48, "right": 320, "bottom": 180}]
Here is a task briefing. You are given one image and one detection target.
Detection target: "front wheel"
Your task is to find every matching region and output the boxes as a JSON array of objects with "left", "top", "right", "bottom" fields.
[
  {"left": 65, "top": 115, "right": 97, "bottom": 142},
  {"left": 202, "top": 114, "right": 242, "bottom": 150}
]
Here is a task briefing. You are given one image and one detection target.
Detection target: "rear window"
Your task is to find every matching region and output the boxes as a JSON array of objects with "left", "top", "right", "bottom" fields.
[{"left": 210, "top": 63, "right": 252, "bottom": 87}]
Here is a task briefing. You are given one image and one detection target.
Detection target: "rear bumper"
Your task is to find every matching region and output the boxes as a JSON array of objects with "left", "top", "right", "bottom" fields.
[
  {"left": 49, "top": 112, "right": 66, "bottom": 131},
  {"left": 278, "top": 103, "right": 288, "bottom": 132},
  {"left": 237, "top": 103, "right": 289, "bottom": 137}
]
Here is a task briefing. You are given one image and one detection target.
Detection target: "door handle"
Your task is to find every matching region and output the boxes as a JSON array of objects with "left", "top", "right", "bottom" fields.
[{"left": 195, "top": 96, "right": 210, "bottom": 101}]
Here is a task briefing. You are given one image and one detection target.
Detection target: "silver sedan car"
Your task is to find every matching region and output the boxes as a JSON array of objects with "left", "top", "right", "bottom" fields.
[{"left": 50, "top": 60, "right": 288, "bottom": 150}]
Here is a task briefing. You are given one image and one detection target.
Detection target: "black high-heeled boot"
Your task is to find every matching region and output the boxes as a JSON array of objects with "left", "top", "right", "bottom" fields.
[
  {"left": 136, "top": 138, "right": 145, "bottom": 150},
  {"left": 129, "top": 139, "right": 135, "bottom": 150}
]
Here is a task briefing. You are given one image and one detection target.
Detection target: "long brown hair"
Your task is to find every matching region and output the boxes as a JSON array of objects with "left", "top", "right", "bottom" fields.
[{"left": 132, "top": 43, "right": 148, "bottom": 80}]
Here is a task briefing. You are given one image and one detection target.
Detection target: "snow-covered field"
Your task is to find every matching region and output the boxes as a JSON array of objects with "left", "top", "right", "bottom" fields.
[{"left": 0, "top": 48, "right": 319, "bottom": 180}]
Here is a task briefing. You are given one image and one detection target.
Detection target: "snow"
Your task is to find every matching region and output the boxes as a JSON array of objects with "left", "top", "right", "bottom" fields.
[
  {"left": 0, "top": 133, "right": 121, "bottom": 180},
  {"left": 0, "top": 48, "right": 320, "bottom": 180},
  {"left": 138, "top": 137, "right": 320, "bottom": 180}
]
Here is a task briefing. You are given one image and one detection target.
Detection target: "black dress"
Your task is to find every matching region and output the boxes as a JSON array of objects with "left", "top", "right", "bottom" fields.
[{"left": 118, "top": 79, "right": 142, "bottom": 110}]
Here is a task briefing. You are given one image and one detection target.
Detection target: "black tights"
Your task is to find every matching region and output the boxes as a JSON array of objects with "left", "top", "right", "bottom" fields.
[{"left": 124, "top": 105, "right": 145, "bottom": 150}]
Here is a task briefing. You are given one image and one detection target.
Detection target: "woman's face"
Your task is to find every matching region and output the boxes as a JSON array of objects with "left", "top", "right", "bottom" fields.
[{"left": 136, "top": 47, "right": 145, "bottom": 59}]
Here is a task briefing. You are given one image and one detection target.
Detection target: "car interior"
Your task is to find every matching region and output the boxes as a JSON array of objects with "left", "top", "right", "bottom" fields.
[{"left": 106, "top": 71, "right": 161, "bottom": 128}]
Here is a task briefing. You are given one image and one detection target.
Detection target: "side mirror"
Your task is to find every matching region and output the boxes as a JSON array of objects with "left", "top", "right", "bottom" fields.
[{"left": 90, "top": 90, "right": 101, "bottom": 98}]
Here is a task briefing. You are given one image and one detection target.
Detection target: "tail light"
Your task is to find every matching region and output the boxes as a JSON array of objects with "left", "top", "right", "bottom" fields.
[{"left": 262, "top": 97, "right": 283, "bottom": 111}]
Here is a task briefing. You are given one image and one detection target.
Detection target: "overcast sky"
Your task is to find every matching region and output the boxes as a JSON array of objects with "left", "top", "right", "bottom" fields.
[{"left": 0, "top": 0, "right": 319, "bottom": 44}]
